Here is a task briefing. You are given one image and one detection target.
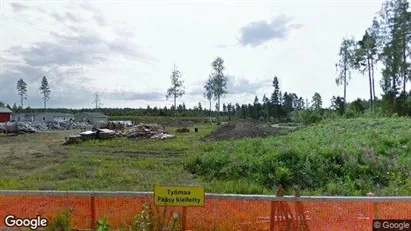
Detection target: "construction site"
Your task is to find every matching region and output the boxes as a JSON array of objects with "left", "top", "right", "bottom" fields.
[{"left": 1, "top": 0, "right": 411, "bottom": 229}]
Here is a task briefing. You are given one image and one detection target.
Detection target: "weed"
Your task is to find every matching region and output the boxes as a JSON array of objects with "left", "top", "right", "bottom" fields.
[
  {"left": 97, "top": 217, "right": 110, "bottom": 231},
  {"left": 46, "top": 209, "right": 73, "bottom": 231},
  {"left": 127, "top": 203, "right": 181, "bottom": 231}
]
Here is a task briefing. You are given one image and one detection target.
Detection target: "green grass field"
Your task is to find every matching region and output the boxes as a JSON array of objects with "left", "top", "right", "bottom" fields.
[{"left": 0, "top": 117, "right": 410, "bottom": 196}]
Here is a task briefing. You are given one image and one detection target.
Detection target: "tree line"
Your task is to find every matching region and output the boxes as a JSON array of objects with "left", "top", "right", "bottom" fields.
[{"left": 3, "top": 54, "right": 388, "bottom": 124}]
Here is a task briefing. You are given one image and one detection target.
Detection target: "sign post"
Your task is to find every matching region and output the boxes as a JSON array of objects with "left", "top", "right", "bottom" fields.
[{"left": 154, "top": 185, "right": 205, "bottom": 230}]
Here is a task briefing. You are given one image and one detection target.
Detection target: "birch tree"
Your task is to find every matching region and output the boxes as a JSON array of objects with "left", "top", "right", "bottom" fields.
[{"left": 166, "top": 65, "right": 185, "bottom": 116}]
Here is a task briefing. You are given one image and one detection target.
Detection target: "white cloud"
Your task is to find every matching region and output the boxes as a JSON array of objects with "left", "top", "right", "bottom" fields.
[
  {"left": 0, "top": 0, "right": 386, "bottom": 109},
  {"left": 238, "top": 15, "right": 303, "bottom": 47}
]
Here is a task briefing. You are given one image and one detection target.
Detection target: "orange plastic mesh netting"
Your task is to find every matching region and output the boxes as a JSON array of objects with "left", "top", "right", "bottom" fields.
[{"left": 0, "top": 193, "right": 410, "bottom": 231}]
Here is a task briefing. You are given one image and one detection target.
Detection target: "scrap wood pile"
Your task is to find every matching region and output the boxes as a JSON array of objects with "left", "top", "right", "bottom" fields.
[
  {"left": 64, "top": 123, "right": 175, "bottom": 145},
  {"left": 100, "top": 121, "right": 129, "bottom": 131}
]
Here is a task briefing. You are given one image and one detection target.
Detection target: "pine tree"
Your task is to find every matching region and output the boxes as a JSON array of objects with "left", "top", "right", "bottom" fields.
[
  {"left": 311, "top": 92, "right": 323, "bottom": 110},
  {"left": 39, "top": 76, "right": 51, "bottom": 110},
  {"left": 16, "top": 79, "right": 27, "bottom": 108},
  {"left": 336, "top": 38, "right": 356, "bottom": 105},
  {"left": 271, "top": 76, "right": 281, "bottom": 118}
]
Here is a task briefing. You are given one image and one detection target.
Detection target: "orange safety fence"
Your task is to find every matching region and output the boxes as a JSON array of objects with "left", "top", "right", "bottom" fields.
[{"left": 0, "top": 191, "right": 411, "bottom": 230}]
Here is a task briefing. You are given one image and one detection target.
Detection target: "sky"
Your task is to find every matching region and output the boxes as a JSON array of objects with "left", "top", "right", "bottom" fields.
[{"left": 0, "top": 0, "right": 394, "bottom": 109}]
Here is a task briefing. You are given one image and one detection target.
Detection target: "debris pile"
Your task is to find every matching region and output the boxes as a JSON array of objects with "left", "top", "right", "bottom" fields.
[
  {"left": 106, "top": 121, "right": 133, "bottom": 128},
  {"left": 100, "top": 122, "right": 125, "bottom": 131},
  {"left": 64, "top": 123, "right": 175, "bottom": 145},
  {"left": 14, "top": 121, "right": 93, "bottom": 133},
  {"left": 64, "top": 135, "right": 83, "bottom": 145},
  {"left": 65, "top": 128, "right": 117, "bottom": 145},
  {"left": 77, "top": 129, "right": 117, "bottom": 140},
  {"left": 17, "top": 122, "right": 45, "bottom": 133},
  {"left": 0, "top": 121, "right": 94, "bottom": 134},
  {"left": 125, "top": 123, "right": 175, "bottom": 140}
]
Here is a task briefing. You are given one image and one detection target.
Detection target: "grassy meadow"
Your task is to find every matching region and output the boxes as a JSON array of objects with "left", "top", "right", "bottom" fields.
[{"left": 186, "top": 117, "right": 411, "bottom": 196}]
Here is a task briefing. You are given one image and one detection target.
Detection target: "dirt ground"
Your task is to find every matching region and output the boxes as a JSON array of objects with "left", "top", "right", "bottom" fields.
[
  {"left": 0, "top": 127, "right": 203, "bottom": 191},
  {"left": 201, "top": 120, "right": 296, "bottom": 141},
  {"left": 0, "top": 131, "right": 78, "bottom": 181},
  {"left": 0, "top": 130, "right": 77, "bottom": 157}
]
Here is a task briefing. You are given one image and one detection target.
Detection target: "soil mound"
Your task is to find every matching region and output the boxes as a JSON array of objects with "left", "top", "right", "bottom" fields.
[{"left": 202, "top": 120, "right": 287, "bottom": 141}]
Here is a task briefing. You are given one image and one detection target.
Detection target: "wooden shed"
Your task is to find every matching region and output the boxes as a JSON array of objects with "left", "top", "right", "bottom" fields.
[{"left": 0, "top": 107, "right": 12, "bottom": 122}]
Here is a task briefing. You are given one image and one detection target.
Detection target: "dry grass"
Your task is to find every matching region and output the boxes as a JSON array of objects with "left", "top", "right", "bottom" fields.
[{"left": 0, "top": 125, "right": 215, "bottom": 191}]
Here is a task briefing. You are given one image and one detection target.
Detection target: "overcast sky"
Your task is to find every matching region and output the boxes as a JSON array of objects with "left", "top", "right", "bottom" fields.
[{"left": 0, "top": 0, "right": 394, "bottom": 109}]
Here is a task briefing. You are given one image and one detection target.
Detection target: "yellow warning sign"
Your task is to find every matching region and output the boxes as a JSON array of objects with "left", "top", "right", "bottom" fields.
[{"left": 154, "top": 185, "right": 205, "bottom": 207}]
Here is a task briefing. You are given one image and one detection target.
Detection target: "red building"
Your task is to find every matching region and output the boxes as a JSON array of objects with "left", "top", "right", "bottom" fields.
[{"left": 0, "top": 107, "right": 12, "bottom": 122}]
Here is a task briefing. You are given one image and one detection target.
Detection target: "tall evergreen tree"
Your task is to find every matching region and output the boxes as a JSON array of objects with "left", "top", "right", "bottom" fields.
[
  {"left": 227, "top": 103, "right": 232, "bottom": 120},
  {"left": 16, "top": 79, "right": 27, "bottom": 108},
  {"left": 336, "top": 37, "right": 356, "bottom": 105},
  {"left": 262, "top": 94, "right": 270, "bottom": 119},
  {"left": 378, "top": 0, "right": 410, "bottom": 113},
  {"left": 271, "top": 76, "right": 281, "bottom": 118},
  {"left": 253, "top": 96, "right": 260, "bottom": 119},
  {"left": 355, "top": 30, "right": 379, "bottom": 112},
  {"left": 311, "top": 92, "right": 323, "bottom": 110},
  {"left": 271, "top": 76, "right": 280, "bottom": 104},
  {"left": 235, "top": 103, "right": 241, "bottom": 118},
  {"left": 282, "top": 92, "right": 294, "bottom": 113},
  {"left": 39, "top": 76, "right": 51, "bottom": 110}
]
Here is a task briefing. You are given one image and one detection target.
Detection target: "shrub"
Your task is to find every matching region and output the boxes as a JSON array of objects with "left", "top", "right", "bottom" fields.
[{"left": 185, "top": 117, "right": 411, "bottom": 195}]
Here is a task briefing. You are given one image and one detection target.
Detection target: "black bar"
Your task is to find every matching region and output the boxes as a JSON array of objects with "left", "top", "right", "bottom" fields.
[{"left": 373, "top": 220, "right": 411, "bottom": 231}]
